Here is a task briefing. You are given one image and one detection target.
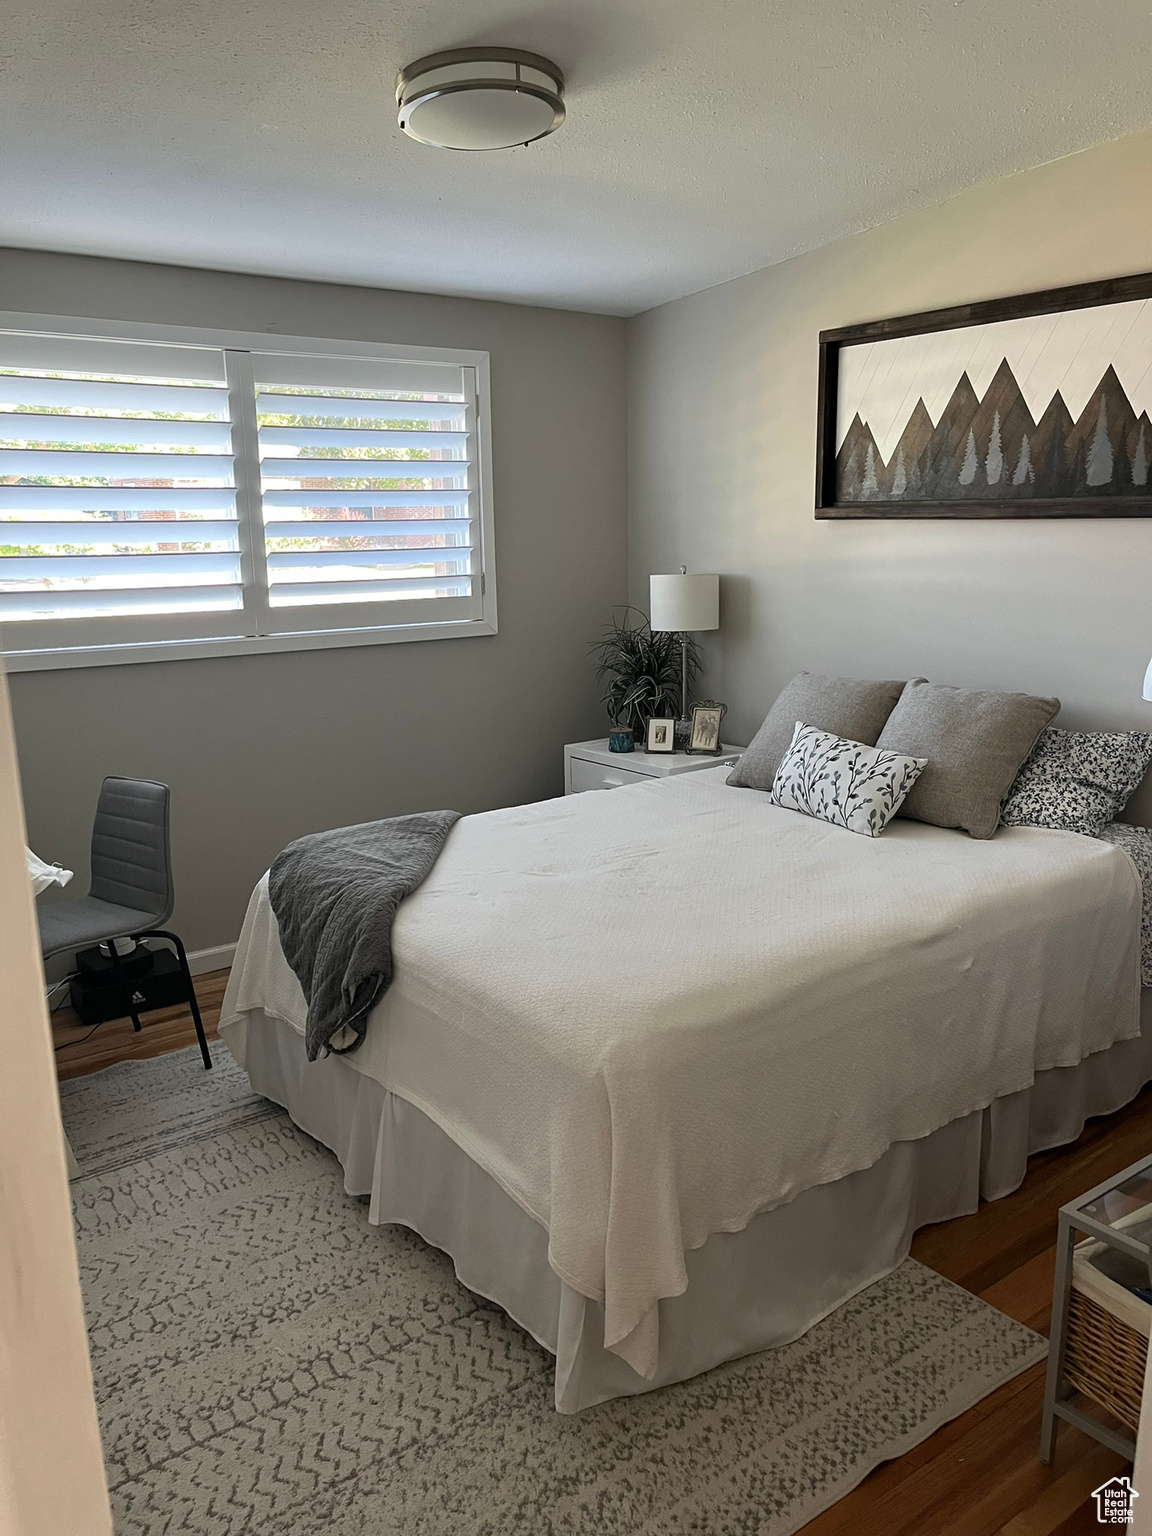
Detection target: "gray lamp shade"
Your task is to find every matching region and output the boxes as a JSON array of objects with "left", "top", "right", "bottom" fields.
[
  {"left": 649, "top": 572, "right": 719, "bottom": 633},
  {"left": 1145, "top": 656, "right": 1152, "bottom": 701}
]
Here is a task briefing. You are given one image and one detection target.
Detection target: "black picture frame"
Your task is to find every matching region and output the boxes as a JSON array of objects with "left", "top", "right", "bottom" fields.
[
  {"left": 815, "top": 270, "right": 1152, "bottom": 519},
  {"left": 686, "top": 700, "right": 726, "bottom": 755}
]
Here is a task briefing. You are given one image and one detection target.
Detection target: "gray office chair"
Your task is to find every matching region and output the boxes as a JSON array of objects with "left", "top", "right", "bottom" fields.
[{"left": 39, "top": 776, "right": 212, "bottom": 1069}]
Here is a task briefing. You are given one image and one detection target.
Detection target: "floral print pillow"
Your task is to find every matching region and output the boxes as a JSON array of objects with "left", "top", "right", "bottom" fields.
[
  {"left": 1098, "top": 822, "right": 1152, "bottom": 986},
  {"left": 771, "top": 723, "right": 927, "bottom": 837},
  {"left": 1000, "top": 729, "right": 1152, "bottom": 837}
]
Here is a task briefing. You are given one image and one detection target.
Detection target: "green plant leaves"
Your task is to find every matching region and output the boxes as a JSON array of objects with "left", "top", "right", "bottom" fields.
[{"left": 589, "top": 605, "right": 701, "bottom": 733}]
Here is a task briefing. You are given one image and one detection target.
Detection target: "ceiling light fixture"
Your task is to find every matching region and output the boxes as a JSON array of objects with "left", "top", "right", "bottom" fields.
[{"left": 395, "top": 48, "right": 565, "bottom": 151}]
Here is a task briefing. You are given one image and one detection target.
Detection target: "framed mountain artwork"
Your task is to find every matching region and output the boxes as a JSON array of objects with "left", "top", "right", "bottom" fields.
[{"left": 815, "top": 272, "right": 1152, "bottom": 518}]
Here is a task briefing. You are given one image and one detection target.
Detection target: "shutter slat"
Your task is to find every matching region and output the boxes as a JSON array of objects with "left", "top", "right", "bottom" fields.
[
  {"left": 262, "top": 488, "right": 469, "bottom": 509},
  {"left": 260, "top": 456, "right": 467, "bottom": 481},
  {"left": 252, "top": 354, "right": 464, "bottom": 394},
  {"left": 0, "top": 448, "right": 233, "bottom": 480},
  {"left": 268, "top": 575, "right": 472, "bottom": 604},
  {"left": 259, "top": 426, "right": 466, "bottom": 451},
  {"left": 0, "top": 521, "right": 239, "bottom": 546},
  {"left": 1, "top": 551, "right": 242, "bottom": 581},
  {"left": 0, "top": 584, "right": 244, "bottom": 618},
  {"left": 257, "top": 392, "right": 465, "bottom": 424},
  {"left": 0, "top": 486, "right": 237, "bottom": 513},
  {"left": 0, "top": 376, "right": 229, "bottom": 415},
  {"left": 267, "top": 548, "right": 472, "bottom": 570},
  {"left": 0, "top": 413, "right": 232, "bottom": 450},
  {"left": 0, "top": 334, "right": 225, "bottom": 384},
  {"left": 263, "top": 518, "right": 470, "bottom": 539}
]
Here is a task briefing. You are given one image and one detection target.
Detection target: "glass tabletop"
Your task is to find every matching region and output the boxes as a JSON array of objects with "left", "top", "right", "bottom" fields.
[{"left": 1076, "top": 1162, "right": 1152, "bottom": 1253}]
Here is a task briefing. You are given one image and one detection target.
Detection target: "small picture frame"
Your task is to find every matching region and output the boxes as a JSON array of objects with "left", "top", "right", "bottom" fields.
[
  {"left": 645, "top": 717, "right": 675, "bottom": 754},
  {"left": 687, "top": 700, "right": 727, "bottom": 755}
]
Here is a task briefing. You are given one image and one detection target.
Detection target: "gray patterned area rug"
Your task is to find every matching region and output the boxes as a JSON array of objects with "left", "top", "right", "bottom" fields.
[{"left": 63, "top": 1046, "right": 1047, "bottom": 1536}]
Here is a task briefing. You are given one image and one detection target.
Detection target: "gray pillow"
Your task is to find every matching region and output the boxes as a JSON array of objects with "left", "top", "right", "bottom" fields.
[
  {"left": 727, "top": 672, "right": 907, "bottom": 792},
  {"left": 876, "top": 680, "right": 1059, "bottom": 839},
  {"left": 1000, "top": 728, "right": 1152, "bottom": 837}
]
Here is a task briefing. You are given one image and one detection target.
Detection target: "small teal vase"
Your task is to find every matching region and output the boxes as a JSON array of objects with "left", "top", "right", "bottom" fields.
[{"left": 608, "top": 728, "right": 635, "bottom": 753}]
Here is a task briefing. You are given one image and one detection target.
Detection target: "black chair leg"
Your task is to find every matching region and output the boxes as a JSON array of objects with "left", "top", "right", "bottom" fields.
[{"left": 137, "top": 929, "right": 213, "bottom": 1070}]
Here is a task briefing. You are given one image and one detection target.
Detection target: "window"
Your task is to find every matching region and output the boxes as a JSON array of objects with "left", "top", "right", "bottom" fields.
[{"left": 0, "top": 318, "right": 495, "bottom": 670}]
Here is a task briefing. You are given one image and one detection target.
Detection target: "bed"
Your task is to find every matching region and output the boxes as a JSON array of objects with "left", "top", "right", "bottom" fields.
[{"left": 218, "top": 766, "right": 1151, "bottom": 1412}]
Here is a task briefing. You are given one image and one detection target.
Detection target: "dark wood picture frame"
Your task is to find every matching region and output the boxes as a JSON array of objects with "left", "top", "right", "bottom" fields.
[{"left": 815, "top": 271, "right": 1152, "bottom": 519}]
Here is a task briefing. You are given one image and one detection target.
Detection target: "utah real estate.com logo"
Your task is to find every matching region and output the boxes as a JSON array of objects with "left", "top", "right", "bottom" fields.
[{"left": 1093, "top": 1475, "right": 1138, "bottom": 1525}]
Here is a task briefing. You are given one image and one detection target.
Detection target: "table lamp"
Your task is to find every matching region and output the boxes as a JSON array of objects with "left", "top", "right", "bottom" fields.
[{"left": 650, "top": 567, "right": 720, "bottom": 746}]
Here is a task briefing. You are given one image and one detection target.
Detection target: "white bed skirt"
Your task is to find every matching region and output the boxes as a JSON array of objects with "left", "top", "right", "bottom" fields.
[{"left": 232, "top": 999, "right": 1152, "bottom": 1413}]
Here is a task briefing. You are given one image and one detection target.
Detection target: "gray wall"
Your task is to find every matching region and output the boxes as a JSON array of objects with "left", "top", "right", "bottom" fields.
[
  {"left": 4, "top": 250, "right": 628, "bottom": 950},
  {"left": 628, "top": 126, "right": 1152, "bottom": 824}
]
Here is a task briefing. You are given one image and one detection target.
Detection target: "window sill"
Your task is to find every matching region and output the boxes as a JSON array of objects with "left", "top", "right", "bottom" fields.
[{"left": 2, "top": 616, "right": 498, "bottom": 672}]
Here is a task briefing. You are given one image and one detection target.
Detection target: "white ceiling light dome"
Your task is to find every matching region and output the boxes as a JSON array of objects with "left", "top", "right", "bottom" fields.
[{"left": 396, "top": 48, "right": 565, "bottom": 152}]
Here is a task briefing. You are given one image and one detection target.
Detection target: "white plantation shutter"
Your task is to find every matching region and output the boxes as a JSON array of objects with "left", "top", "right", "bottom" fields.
[
  {"left": 0, "top": 321, "right": 494, "bottom": 666},
  {"left": 249, "top": 352, "right": 480, "bottom": 634},
  {"left": 0, "top": 333, "right": 244, "bottom": 653}
]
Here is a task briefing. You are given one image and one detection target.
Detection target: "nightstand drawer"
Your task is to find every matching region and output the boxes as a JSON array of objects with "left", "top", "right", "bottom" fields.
[{"left": 569, "top": 756, "right": 651, "bottom": 793}]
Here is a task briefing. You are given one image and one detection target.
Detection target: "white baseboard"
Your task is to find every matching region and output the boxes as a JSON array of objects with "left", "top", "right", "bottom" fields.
[{"left": 187, "top": 942, "right": 236, "bottom": 977}]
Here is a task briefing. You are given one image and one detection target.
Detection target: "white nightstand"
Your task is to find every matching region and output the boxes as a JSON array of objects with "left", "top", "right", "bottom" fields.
[{"left": 564, "top": 737, "right": 743, "bottom": 795}]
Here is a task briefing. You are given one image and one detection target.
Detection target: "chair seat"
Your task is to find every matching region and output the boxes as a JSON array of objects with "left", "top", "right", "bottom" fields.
[{"left": 38, "top": 895, "right": 161, "bottom": 961}]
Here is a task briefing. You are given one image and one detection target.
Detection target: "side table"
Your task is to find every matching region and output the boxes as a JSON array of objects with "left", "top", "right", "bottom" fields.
[{"left": 1041, "top": 1152, "right": 1152, "bottom": 1462}]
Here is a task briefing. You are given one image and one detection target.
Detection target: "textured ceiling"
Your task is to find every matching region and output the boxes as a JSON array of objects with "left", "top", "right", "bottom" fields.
[{"left": 3, "top": 0, "right": 1152, "bottom": 316}]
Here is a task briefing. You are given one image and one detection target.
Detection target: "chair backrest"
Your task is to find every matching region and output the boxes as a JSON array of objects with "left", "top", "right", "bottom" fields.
[{"left": 88, "top": 776, "right": 173, "bottom": 926}]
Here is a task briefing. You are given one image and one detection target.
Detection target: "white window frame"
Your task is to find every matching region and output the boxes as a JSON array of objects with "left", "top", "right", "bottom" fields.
[{"left": 0, "top": 312, "right": 497, "bottom": 672}]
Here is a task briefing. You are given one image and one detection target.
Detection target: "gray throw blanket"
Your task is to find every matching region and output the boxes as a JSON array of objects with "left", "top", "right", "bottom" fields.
[{"left": 268, "top": 810, "right": 461, "bottom": 1060}]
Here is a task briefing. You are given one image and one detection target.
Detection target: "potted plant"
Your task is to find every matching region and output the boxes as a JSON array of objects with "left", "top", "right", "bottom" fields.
[{"left": 590, "top": 607, "right": 700, "bottom": 743}]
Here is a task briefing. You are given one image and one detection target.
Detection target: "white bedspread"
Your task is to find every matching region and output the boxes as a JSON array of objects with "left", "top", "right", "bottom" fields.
[{"left": 219, "top": 768, "right": 1141, "bottom": 1378}]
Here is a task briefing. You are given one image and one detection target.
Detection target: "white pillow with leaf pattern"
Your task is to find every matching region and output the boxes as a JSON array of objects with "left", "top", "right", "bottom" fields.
[{"left": 771, "top": 723, "right": 928, "bottom": 837}]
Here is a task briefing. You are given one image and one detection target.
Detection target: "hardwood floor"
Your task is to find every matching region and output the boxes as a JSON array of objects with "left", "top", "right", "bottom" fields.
[
  {"left": 54, "top": 975, "right": 1150, "bottom": 1533},
  {"left": 52, "top": 967, "right": 226, "bottom": 1080}
]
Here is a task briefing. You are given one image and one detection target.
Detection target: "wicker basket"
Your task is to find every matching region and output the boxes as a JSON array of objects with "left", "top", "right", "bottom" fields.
[{"left": 1064, "top": 1237, "right": 1150, "bottom": 1433}]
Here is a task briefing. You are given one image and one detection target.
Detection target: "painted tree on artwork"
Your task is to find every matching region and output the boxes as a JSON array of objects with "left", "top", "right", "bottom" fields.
[
  {"left": 1133, "top": 425, "right": 1149, "bottom": 488},
  {"left": 958, "top": 429, "right": 978, "bottom": 486},
  {"left": 861, "top": 442, "right": 879, "bottom": 497},
  {"left": 1086, "top": 399, "right": 1114, "bottom": 487},
  {"left": 1012, "top": 434, "right": 1034, "bottom": 486},
  {"left": 985, "top": 411, "right": 1004, "bottom": 485},
  {"left": 832, "top": 330, "right": 1152, "bottom": 508}
]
